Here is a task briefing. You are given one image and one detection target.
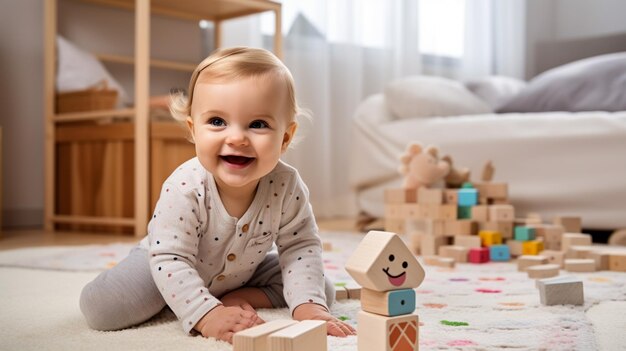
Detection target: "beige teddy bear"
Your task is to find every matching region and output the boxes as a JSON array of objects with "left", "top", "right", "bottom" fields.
[{"left": 399, "top": 142, "right": 450, "bottom": 189}]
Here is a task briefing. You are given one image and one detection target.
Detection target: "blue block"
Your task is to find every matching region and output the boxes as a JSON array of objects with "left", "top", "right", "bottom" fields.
[
  {"left": 457, "top": 189, "right": 478, "bottom": 206},
  {"left": 387, "top": 289, "right": 416, "bottom": 316},
  {"left": 490, "top": 245, "right": 510, "bottom": 261},
  {"left": 514, "top": 226, "right": 536, "bottom": 241}
]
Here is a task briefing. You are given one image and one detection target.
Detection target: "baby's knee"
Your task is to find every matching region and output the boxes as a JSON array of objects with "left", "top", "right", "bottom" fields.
[{"left": 79, "top": 280, "right": 119, "bottom": 331}]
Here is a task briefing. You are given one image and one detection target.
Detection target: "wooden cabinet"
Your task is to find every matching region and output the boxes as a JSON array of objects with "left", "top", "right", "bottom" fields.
[{"left": 44, "top": 0, "right": 282, "bottom": 236}]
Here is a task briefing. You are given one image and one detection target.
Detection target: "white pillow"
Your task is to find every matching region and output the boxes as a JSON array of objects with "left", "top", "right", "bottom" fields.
[
  {"left": 384, "top": 76, "right": 491, "bottom": 119},
  {"left": 56, "top": 36, "right": 128, "bottom": 107},
  {"left": 465, "top": 76, "right": 527, "bottom": 110}
]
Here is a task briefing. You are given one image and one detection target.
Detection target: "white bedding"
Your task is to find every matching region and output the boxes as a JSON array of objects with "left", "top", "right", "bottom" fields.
[{"left": 350, "top": 94, "right": 626, "bottom": 229}]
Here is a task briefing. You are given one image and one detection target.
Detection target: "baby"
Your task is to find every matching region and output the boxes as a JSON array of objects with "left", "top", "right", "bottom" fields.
[{"left": 80, "top": 47, "right": 355, "bottom": 343}]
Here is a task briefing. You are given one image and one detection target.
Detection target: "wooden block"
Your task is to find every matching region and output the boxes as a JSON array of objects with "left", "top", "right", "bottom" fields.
[
  {"left": 233, "top": 319, "right": 298, "bottom": 351},
  {"left": 537, "top": 276, "right": 584, "bottom": 306},
  {"left": 345, "top": 282, "right": 362, "bottom": 299},
  {"left": 480, "top": 221, "right": 513, "bottom": 239},
  {"left": 345, "top": 231, "right": 425, "bottom": 291},
  {"left": 589, "top": 251, "right": 610, "bottom": 271},
  {"left": 541, "top": 250, "right": 565, "bottom": 267},
  {"left": 609, "top": 252, "right": 626, "bottom": 272},
  {"left": 385, "top": 188, "right": 417, "bottom": 204},
  {"left": 444, "top": 220, "right": 478, "bottom": 236},
  {"left": 553, "top": 216, "right": 582, "bottom": 233},
  {"left": 384, "top": 203, "right": 404, "bottom": 219},
  {"left": 561, "top": 233, "right": 592, "bottom": 253},
  {"left": 474, "top": 182, "right": 508, "bottom": 199},
  {"left": 489, "top": 245, "right": 510, "bottom": 261},
  {"left": 335, "top": 286, "right": 348, "bottom": 300},
  {"left": 533, "top": 224, "right": 564, "bottom": 250},
  {"left": 384, "top": 219, "right": 406, "bottom": 236},
  {"left": 407, "top": 231, "right": 422, "bottom": 255},
  {"left": 517, "top": 255, "right": 549, "bottom": 271},
  {"left": 420, "top": 204, "right": 457, "bottom": 220},
  {"left": 507, "top": 240, "right": 524, "bottom": 257},
  {"left": 567, "top": 245, "right": 593, "bottom": 259},
  {"left": 268, "top": 320, "right": 327, "bottom": 351},
  {"left": 443, "top": 189, "right": 458, "bottom": 204},
  {"left": 438, "top": 245, "right": 469, "bottom": 263},
  {"left": 435, "top": 256, "right": 455, "bottom": 267},
  {"left": 457, "top": 188, "right": 478, "bottom": 206},
  {"left": 453, "top": 235, "right": 481, "bottom": 249},
  {"left": 420, "top": 234, "right": 448, "bottom": 256},
  {"left": 468, "top": 247, "right": 489, "bottom": 263},
  {"left": 417, "top": 187, "right": 443, "bottom": 204},
  {"left": 357, "top": 311, "right": 419, "bottom": 351},
  {"left": 488, "top": 204, "right": 515, "bottom": 221},
  {"left": 481, "top": 160, "right": 494, "bottom": 181},
  {"left": 360, "top": 288, "right": 416, "bottom": 317},
  {"left": 522, "top": 240, "right": 544, "bottom": 255},
  {"left": 406, "top": 219, "right": 446, "bottom": 236},
  {"left": 322, "top": 242, "right": 333, "bottom": 252},
  {"left": 564, "top": 258, "right": 596, "bottom": 272},
  {"left": 527, "top": 264, "right": 560, "bottom": 279},
  {"left": 470, "top": 205, "right": 489, "bottom": 222},
  {"left": 514, "top": 226, "right": 536, "bottom": 241},
  {"left": 478, "top": 230, "right": 502, "bottom": 246}
]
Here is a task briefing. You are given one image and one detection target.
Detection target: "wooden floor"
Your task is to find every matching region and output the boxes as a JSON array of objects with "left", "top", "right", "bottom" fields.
[{"left": 0, "top": 217, "right": 359, "bottom": 251}]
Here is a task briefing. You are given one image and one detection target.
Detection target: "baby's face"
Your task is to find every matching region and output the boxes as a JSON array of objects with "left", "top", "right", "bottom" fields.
[{"left": 188, "top": 75, "right": 296, "bottom": 193}]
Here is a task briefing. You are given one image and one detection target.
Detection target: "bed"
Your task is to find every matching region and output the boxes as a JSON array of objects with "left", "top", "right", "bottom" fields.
[{"left": 350, "top": 34, "right": 626, "bottom": 231}]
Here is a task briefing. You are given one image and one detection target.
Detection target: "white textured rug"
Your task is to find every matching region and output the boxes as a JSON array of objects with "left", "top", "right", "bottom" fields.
[{"left": 1, "top": 231, "right": 625, "bottom": 350}]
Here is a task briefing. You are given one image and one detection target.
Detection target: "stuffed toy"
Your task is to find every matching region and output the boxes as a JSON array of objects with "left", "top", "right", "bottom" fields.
[{"left": 399, "top": 142, "right": 450, "bottom": 189}]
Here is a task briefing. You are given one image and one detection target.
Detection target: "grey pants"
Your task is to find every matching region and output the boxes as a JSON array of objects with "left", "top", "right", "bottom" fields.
[{"left": 79, "top": 246, "right": 336, "bottom": 331}]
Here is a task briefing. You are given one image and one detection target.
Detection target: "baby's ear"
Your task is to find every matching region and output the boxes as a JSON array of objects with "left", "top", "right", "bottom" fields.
[
  {"left": 281, "top": 121, "right": 298, "bottom": 152},
  {"left": 185, "top": 116, "right": 196, "bottom": 143}
]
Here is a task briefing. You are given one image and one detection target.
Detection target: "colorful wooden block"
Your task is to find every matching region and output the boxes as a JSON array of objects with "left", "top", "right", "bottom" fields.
[
  {"left": 457, "top": 188, "right": 478, "bottom": 206},
  {"left": 589, "top": 251, "right": 610, "bottom": 271},
  {"left": 444, "top": 220, "right": 478, "bottom": 236},
  {"left": 561, "top": 233, "right": 592, "bottom": 253},
  {"left": 419, "top": 234, "right": 448, "bottom": 256},
  {"left": 360, "top": 288, "right": 416, "bottom": 317},
  {"left": 417, "top": 187, "right": 443, "bottom": 204},
  {"left": 541, "top": 250, "right": 565, "bottom": 267},
  {"left": 470, "top": 205, "right": 489, "bottom": 221},
  {"left": 564, "top": 258, "right": 596, "bottom": 272},
  {"left": 507, "top": 240, "right": 524, "bottom": 257},
  {"left": 478, "top": 230, "right": 502, "bottom": 246},
  {"left": 357, "top": 311, "right": 419, "bottom": 351},
  {"left": 438, "top": 245, "right": 469, "bottom": 263},
  {"left": 522, "top": 240, "right": 544, "bottom": 255},
  {"left": 345, "top": 231, "right": 425, "bottom": 292},
  {"left": 517, "top": 255, "right": 549, "bottom": 271},
  {"left": 233, "top": 319, "right": 298, "bottom": 351},
  {"left": 385, "top": 188, "right": 417, "bottom": 204},
  {"left": 267, "top": 320, "right": 327, "bottom": 351},
  {"left": 457, "top": 206, "right": 472, "bottom": 219},
  {"left": 609, "top": 252, "right": 626, "bottom": 272},
  {"left": 468, "top": 247, "right": 490, "bottom": 263},
  {"left": 514, "top": 226, "right": 536, "bottom": 241},
  {"left": 553, "top": 216, "right": 582, "bottom": 233},
  {"left": 453, "top": 235, "right": 482, "bottom": 249},
  {"left": 443, "top": 189, "right": 458, "bottom": 204},
  {"left": 527, "top": 264, "right": 560, "bottom": 279},
  {"left": 488, "top": 204, "right": 515, "bottom": 221},
  {"left": 537, "top": 276, "right": 584, "bottom": 306},
  {"left": 489, "top": 245, "right": 510, "bottom": 261}
]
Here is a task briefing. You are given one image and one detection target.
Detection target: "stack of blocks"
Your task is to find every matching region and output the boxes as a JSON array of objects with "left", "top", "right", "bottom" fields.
[
  {"left": 233, "top": 320, "right": 327, "bottom": 351},
  {"left": 345, "top": 231, "right": 425, "bottom": 351}
]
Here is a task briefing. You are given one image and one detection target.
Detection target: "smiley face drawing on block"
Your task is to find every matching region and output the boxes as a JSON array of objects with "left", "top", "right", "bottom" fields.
[{"left": 345, "top": 231, "right": 425, "bottom": 291}]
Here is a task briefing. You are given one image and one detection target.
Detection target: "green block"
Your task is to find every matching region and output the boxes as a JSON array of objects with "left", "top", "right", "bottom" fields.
[
  {"left": 461, "top": 182, "right": 474, "bottom": 189},
  {"left": 514, "top": 226, "right": 536, "bottom": 241},
  {"left": 458, "top": 206, "right": 472, "bottom": 219}
]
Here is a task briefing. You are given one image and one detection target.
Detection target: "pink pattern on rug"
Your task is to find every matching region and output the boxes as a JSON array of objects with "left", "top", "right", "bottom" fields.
[{"left": 475, "top": 288, "right": 501, "bottom": 293}]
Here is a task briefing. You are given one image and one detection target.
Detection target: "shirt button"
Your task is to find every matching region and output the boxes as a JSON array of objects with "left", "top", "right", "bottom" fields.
[
  {"left": 216, "top": 275, "right": 225, "bottom": 281},
  {"left": 242, "top": 224, "right": 249, "bottom": 232},
  {"left": 227, "top": 253, "right": 236, "bottom": 261}
]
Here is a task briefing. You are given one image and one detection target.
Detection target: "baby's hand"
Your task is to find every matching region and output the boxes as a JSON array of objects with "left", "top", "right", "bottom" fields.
[
  {"left": 195, "top": 305, "right": 263, "bottom": 343},
  {"left": 293, "top": 303, "right": 356, "bottom": 337}
]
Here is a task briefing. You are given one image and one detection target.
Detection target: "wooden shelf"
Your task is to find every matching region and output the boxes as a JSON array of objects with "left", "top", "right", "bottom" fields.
[
  {"left": 54, "top": 107, "right": 136, "bottom": 123},
  {"left": 52, "top": 215, "right": 136, "bottom": 226},
  {"left": 96, "top": 53, "right": 197, "bottom": 72}
]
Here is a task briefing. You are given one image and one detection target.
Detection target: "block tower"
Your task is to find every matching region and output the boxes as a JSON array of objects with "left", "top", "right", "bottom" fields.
[{"left": 345, "top": 231, "right": 425, "bottom": 351}]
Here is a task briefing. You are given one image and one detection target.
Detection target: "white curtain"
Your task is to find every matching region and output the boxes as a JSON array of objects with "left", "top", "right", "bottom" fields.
[{"left": 229, "top": 0, "right": 527, "bottom": 218}]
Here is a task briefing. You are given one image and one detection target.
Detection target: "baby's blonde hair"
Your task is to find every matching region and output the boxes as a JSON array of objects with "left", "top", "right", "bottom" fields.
[{"left": 170, "top": 47, "right": 301, "bottom": 123}]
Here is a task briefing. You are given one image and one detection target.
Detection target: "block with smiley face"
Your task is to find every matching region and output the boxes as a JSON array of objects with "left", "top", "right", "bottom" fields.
[{"left": 345, "top": 231, "right": 425, "bottom": 292}]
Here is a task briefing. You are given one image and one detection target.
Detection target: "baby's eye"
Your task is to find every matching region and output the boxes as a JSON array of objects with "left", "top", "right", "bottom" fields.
[
  {"left": 207, "top": 117, "right": 225, "bottom": 127},
  {"left": 249, "top": 120, "right": 269, "bottom": 129}
]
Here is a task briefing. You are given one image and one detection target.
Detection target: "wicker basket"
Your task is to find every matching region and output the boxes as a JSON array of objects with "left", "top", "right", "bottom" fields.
[{"left": 56, "top": 80, "right": 118, "bottom": 113}]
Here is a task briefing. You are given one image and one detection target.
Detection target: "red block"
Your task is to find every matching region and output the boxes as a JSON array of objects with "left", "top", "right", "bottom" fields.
[{"left": 468, "top": 247, "right": 490, "bottom": 263}]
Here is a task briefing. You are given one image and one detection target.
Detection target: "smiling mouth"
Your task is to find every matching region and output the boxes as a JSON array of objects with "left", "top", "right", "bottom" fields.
[
  {"left": 383, "top": 267, "right": 407, "bottom": 286},
  {"left": 220, "top": 155, "right": 255, "bottom": 167}
]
